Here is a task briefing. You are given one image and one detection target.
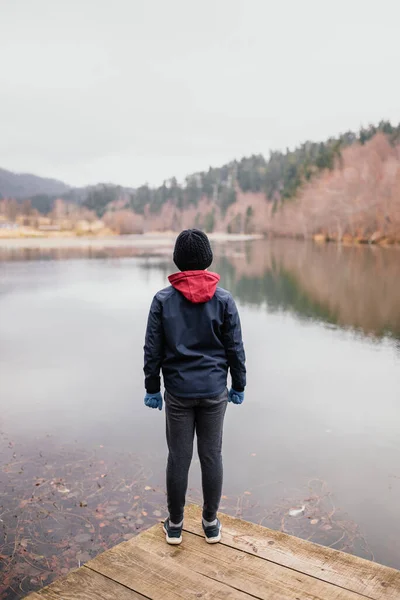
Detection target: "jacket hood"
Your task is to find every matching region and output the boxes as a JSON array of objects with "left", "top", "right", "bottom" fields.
[{"left": 168, "top": 270, "right": 220, "bottom": 303}]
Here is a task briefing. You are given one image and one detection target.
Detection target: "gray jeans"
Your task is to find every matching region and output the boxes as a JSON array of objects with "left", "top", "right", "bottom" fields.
[{"left": 164, "top": 388, "right": 228, "bottom": 523}]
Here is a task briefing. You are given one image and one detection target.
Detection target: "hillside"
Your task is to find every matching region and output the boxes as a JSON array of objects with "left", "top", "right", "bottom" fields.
[
  {"left": 1, "top": 121, "right": 400, "bottom": 242},
  {"left": 264, "top": 133, "right": 400, "bottom": 243},
  {"left": 0, "top": 168, "right": 70, "bottom": 199}
]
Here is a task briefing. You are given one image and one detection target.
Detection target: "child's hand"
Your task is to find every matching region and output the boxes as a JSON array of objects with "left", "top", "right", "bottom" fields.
[
  {"left": 144, "top": 392, "right": 163, "bottom": 411},
  {"left": 228, "top": 389, "right": 245, "bottom": 405}
]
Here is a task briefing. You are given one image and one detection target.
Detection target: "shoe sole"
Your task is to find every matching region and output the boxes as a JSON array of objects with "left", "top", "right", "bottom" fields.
[
  {"left": 163, "top": 524, "right": 182, "bottom": 545},
  {"left": 204, "top": 524, "right": 222, "bottom": 544}
]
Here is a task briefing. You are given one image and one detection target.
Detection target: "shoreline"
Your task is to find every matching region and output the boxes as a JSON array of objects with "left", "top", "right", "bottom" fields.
[
  {"left": 1, "top": 232, "right": 398, "bottom": 251},
  {"left": 0, "top": 232, "right": 263, "bottom": 250}
]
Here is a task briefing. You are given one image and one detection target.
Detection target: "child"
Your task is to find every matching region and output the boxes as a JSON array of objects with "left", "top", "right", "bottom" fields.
[{"left": 143, "top": 229, "right": 246, "bottom": 545}]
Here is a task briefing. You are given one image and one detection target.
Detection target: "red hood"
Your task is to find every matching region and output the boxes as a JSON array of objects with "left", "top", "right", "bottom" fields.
[{"left": 168, "top": 271, "right": 220, "bottom": 303}]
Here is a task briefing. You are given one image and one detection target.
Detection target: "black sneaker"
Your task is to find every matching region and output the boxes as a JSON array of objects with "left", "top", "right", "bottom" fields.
[
  {"left": 202, "top": 518, "right": 222, "bottom": 544},
  {"left": 163, "top": 518, "right": 183, "bottom": 545}
]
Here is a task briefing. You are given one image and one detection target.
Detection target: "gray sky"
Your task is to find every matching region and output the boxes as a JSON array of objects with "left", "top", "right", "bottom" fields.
[{"left": 1, "top": 0, "right": 400, "bottom": 188}]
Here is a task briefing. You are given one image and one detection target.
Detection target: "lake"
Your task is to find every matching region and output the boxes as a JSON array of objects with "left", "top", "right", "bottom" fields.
[{"left": 1, "top": 237, "right": 400, "bottom": 598}]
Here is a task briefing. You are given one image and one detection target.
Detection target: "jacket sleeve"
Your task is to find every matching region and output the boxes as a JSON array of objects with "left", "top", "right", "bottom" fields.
[
  {"left": 143, "top": 295, "right": 164, "bottom": 394},
  {"left": 222, "top": 295, "right": 246, "bottom": 391}
]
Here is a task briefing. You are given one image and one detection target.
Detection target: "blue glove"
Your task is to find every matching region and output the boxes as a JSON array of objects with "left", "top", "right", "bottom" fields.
[
  {"left": 228, "top": 388, "right": 245, "bottom": 405},
  {"left": 144, "top": 392, "right": 163, "bottom": 411}
]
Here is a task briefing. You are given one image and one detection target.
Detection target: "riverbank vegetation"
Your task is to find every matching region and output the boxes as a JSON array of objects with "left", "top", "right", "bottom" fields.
[{"left": 1, "top": 121, "right": 400, "bottom": 243}]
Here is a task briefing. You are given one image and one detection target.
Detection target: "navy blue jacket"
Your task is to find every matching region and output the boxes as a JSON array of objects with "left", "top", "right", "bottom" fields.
[{"left": 143, "top": 270, "right": 246, "bottom": 398}]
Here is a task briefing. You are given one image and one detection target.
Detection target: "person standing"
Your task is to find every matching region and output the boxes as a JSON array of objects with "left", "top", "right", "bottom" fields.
[{"left": 143, "top": 229, "right": 246, "bottom": 544}]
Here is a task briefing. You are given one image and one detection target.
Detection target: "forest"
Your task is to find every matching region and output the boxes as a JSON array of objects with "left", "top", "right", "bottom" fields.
[{"left": 1, "top": 121, "right": 400, "bottom": 242}]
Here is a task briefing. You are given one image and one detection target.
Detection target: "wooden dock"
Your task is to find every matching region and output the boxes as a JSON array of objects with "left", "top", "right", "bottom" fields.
[{"left": 26, "top": 504, "right": 400, "bottom": 599}]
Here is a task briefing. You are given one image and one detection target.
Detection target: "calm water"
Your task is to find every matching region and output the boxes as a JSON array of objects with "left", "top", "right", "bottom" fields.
[{"left": 1, "top": 239, "right": 400, "bottom": 597}]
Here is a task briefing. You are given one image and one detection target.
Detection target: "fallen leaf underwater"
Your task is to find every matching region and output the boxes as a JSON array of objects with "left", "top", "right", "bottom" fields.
[{"left": 0, "top": 430, "right": 374, "bottom": 599}]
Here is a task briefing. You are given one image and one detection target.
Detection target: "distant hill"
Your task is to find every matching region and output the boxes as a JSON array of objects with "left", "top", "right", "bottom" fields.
[{"left": 0, "top": 167, "right": 70, "bottom": 199}]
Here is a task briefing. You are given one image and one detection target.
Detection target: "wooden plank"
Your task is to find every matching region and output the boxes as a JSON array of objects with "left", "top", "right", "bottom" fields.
[
  {"left": 24, "top": 595, "right": 43, "bottom": 600},
  {"left": 134, "top": 523, "right": 366, "bottom": 600},
  {"left": 26, "top": 567, "right": 147, "bottom": 600},
  {"left": 85, "top": 538, "right": 251, "bottom": 599},
  {"left": 183, "top": 505, "right": 400, "bottom": 600}
]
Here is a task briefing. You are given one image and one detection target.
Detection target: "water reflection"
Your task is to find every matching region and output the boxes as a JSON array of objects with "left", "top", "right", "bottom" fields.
[
  {"left": 1, "top": 239, "right": 400, "bottom": 597},
  {"left": 2, "top": 239, "right": 400, "bottom": 341},
  {"left": 217, "top": 240, "right": 400, "bottom": 339},
  {"left": 126, "top": 239, "right": 400, "bottom": 340},
  {"left": 0, "top": 245, "right": 169, "bottom": 263}
]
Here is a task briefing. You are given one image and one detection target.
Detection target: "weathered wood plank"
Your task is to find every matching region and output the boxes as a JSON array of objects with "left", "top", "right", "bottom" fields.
[
  {"left": 26, "top": 567, "right": 147, "bottom": 600},
  {"left": 85, "top": 539, "right": 251, "bottom": 599},
  {"left": 24, "top": 506, "right": 400, "bottom": 600},
  {"left": 183, "top": 505, "right": 400, "bottom": 600},
  {"left": 134, "top": 523, "right": 366, "bottom": 600}
]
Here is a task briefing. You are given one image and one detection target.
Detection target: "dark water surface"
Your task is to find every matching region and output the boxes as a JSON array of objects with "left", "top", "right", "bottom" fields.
[{"left": 1, "top": 239, "right": 399, "bottom": 597}]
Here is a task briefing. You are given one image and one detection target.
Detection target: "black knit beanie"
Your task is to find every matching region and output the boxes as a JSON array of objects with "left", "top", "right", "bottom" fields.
[{"left": 173, "top": 229, "right": 213, "bottom": 271}]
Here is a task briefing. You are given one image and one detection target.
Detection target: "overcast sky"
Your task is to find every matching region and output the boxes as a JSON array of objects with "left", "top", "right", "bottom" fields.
[{"left": 1, "top": 0, "right": 400, "bottom": 188}]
